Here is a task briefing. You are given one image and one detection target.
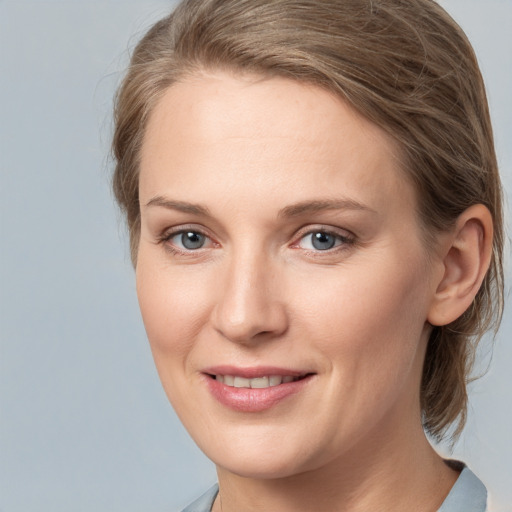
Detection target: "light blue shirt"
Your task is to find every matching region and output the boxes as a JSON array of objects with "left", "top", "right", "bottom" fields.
[{"left": 181, "top": 466, "right": 487, "bottom": 512}]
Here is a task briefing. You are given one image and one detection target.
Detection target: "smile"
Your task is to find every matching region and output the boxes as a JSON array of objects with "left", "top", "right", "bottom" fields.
[
  {"left": 213, "top": 375, "right": 302, "bottom": 388},
  {"left": 204, "top": 369, "right": 314, "bottom": 412}
]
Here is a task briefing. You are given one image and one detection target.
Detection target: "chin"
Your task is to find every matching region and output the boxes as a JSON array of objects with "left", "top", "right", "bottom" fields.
[
  {"left": 195, "top": 431, "right": 323, "bottom": 480},
  {"left": 216, "top": 455, "right": 305, "bottom": 480}
]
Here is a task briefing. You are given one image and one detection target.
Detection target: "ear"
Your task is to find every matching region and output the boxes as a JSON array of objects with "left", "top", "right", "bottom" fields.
[{"left": 427, "top": 204, "right": 493, "bottom": 327}]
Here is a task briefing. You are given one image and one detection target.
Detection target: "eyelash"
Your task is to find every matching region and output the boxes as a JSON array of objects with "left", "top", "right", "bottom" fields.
[
  {"left": 292, "top": 227, "right": 355, "bottom": 254},
  {"left": 156, "top": 225, "right": 355, "bottom": 257},
  {"left": 156, "top": 226, "right": 216, "bottom": 257}
]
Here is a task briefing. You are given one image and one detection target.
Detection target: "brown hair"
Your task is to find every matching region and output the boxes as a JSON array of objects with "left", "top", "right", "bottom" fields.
[{"left": 112, "top": 0, "right": 504, "bottom": 440}]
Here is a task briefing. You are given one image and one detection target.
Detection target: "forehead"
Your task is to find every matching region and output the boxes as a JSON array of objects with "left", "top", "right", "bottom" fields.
[
  {"left": 143, "top": 71, "right": 398, "bottom": 155},
  {"left": 140, "top": 71, "right": 415, "bottom": 217}
]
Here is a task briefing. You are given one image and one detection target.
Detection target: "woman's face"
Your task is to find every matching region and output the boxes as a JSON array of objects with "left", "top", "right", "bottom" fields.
[{"left": 137, "top": 72, "right": 439, "bottom": 478}]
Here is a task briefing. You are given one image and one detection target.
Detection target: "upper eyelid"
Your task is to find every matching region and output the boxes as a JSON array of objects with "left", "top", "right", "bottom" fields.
[
  {"left": 160, "top": 224, "right": 352, "bottom": 236},
  {"left": 293, "top": 224, "right": 354, "bottom": 240},
  {"left": 159, "top": 224, "right": 212, "bottom": 240}
]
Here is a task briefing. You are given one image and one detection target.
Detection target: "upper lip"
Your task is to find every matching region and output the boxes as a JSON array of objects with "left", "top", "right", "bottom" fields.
[{"left": 202, "top": 365, "right": 313, "bottom": 379}]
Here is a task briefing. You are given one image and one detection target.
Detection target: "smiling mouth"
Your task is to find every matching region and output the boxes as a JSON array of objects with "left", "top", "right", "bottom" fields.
[
  {"left": 204, "top": 370, "right": 315, "bottom": 411},
  {"left": 208, "top": 374, "right": 310, "bottom": 389}
]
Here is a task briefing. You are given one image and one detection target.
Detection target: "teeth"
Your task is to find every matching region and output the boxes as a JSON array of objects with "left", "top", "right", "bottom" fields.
[
  {"left": 250, "top": 377, "right": 269, "bottom": 389},
  {"left": 269, "top": 375, "right": 282, "bottom": 386},
  {"left": 234, "top": 377, "right": 251, "bottom": 388},
  {"left": 215, "top": 374, "right": 302, "bottom": 389}
]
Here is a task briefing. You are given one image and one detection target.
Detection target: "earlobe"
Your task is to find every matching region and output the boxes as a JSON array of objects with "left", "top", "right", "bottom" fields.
[{"left": 427, "top": 204, "right": 493, "bottom": 327}]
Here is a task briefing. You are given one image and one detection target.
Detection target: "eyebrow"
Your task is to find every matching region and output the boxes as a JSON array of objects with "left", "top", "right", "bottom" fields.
[
  {"left": 277, "top": 199, "right": 376, "bottom": 218},
  {"left": 145, "top": 196, "right": 211, "bottom": 216},
  {"left": 144, "top": 196, "right": 376, "bottom": 218}
]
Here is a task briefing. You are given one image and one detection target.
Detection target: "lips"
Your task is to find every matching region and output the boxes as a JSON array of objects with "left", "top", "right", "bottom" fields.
[{"left": 202, "top": 366, "right": 314, "bottom": 412}]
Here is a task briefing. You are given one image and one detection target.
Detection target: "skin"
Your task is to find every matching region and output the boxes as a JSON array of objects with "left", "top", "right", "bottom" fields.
[{"left": 136, "top": 72, "right": 491, "bottom": 511}]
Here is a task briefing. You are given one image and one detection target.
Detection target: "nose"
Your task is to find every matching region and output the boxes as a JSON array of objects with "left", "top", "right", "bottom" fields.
[{"left": 211, "top": 251, "right": 288, "bottom": 344}]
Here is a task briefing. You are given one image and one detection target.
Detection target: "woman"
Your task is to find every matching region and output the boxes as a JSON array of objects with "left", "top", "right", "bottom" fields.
[{"left": 112, "top": 0, "right": 504, "bottom": 510}]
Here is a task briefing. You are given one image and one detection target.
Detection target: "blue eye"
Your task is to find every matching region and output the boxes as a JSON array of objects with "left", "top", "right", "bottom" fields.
[
  {"left": 311, "top": 232, "right": 337, "bottom": 250},
  {"left": 298, "top": 230, "right": 349, "bottom": 251},
  {"left": 173, "top": 231, "right": 207, "bottom": 250}
]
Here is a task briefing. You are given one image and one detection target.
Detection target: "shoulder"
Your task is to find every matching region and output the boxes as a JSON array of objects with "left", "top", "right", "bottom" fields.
[
  {"left": 438, "top": 463, "right": 487, "bottom": 512},
  {"left": 180, "top": 484, "right": 219, "bottom": 512}
]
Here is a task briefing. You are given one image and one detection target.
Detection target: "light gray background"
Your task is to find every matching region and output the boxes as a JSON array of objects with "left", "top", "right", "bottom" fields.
[{"left": 0, "top": 1, "right": 511, "bottom": 511}]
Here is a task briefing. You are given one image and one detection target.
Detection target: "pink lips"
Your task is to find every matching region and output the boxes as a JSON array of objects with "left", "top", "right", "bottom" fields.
[{"left": 202, "top": 366, "right": 314, "bottom": 412}]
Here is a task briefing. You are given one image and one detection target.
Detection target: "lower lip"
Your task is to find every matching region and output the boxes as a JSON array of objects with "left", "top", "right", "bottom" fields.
[{"left": 204, "top": 375, "right": 314, "bottom": 412}]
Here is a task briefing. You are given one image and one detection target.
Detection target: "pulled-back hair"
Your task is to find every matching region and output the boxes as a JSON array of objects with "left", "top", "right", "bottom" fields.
[{"left": 112, "top": 0, "right": 504, "bottom": 440}]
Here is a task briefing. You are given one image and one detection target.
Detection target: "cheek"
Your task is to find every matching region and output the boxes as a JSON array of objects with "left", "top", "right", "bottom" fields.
[
  {"left": 135, "top": 253, "right": 213, "bottom": 361},
  {"left": 135, "top": 254, "right": 219, "bottom": 420},
  {"left": 294, "top": 255, "right": 430, "bottom": 385}
]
